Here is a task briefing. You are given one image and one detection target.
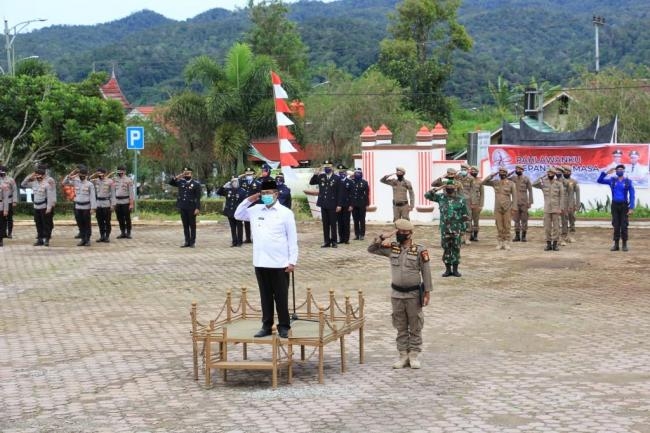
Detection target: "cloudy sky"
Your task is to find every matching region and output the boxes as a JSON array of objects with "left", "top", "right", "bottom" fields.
[{"left": 2, "top": 0, "right": 321, "bottom": 31}]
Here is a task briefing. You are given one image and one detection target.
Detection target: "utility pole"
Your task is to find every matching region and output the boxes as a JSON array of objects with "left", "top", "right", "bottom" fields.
[{"left": 593, "top": 16, "right": 605, "bottom": 73}]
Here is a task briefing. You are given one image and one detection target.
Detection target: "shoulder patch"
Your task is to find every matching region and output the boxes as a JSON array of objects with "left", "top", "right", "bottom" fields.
[{"left": 420, "top": 249, "right": 430, "bottom": 263}]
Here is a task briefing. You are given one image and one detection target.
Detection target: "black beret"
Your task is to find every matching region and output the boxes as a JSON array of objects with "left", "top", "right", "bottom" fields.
[{"left": 260, "top": 178, "right": 277, "bottom": 190}]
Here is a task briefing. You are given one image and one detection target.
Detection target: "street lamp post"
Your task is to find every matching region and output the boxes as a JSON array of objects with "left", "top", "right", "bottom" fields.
[
  {"left": 592, "top": 16, "right": 605, "bottom": 73},
  {"left": 4, "top": 18, "right": 46, "bottom": 76}
]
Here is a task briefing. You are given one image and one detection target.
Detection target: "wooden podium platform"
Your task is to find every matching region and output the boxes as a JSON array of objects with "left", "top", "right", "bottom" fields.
[{"left": 190, "top": 288, "right": 365, "bottom": 388}]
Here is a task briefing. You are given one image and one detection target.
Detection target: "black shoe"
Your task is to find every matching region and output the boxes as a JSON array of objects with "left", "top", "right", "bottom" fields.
[
  {"left": 43, "top": 239, "right": 49, "bottom": 247},
  {"left": 472, "top": 232, "right": 479, "bottom": 242},
  {"left": 83, "top": 240, "right": 91, "bottom": 246},
  {"left": 96, "top": 236, "right": 105, "bottom": 243},
  {"left": 180, "top": 242, "right": 190, "bottom": 248},
  {"left": 622, "top": 241, "right": 628, "bottom": 252},
  {"left": 452, "top": 264, "right": 462, "bottom": 277},
  {"left": 117, "top": 233, "right": 126, "bottom": 239},
  {"left": 513, "top": 231, "right": 521, "bottom": 242},
  {"left": 189, "top": 243, "right": 195, "bottom": 248},
  {"left": 354, "top": 236, "right": 360, "bottom": 240},
  {"left": 552, "top": 241, "right": 559, "bottom": 251},
  {"left": 330, "top": 242, "right": 338, "bottom": 248},
  {"left": 244, "top": 239, "right": 252, "bottom": 244},
  {"left": 34, "top": 239, "right": 44, "bottom": 246},
  {"left": 125, "top": 232, "right": 132, "bottom": 239},
  {"left": 104, "top": 236, "right": 110, "bottom": 243},
  {"left": 544, "top": 241, "right": 552, "bottom": 251},
  {"left": 231, "top": 243, "right": 238, "bottom": 247},
  {"left": 359, "top": 235, "right": 364, "bottom": 240},
  {"left": 6, "top": 234, "right": 12, "bottom": 239},
  {"left": 610, "top": 241, "right": 620, "bottom": 251},
  {"left": 278, "top": 329, "right": 289, "bottom": 338},
  {"left": 321, "top": 243, "right": 330, "bottom": 248},
  {"left": 77, "top": 240, "right": 86, "bottom": 246},
  {"left": 441, "top": 265, "right": 452, "bottom": 277},
  {"left": 254, "top": 329, "right": 272, "bottom": 338}
]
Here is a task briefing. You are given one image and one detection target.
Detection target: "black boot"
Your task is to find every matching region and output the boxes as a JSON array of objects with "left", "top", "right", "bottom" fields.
[
  {"left": 104, "top": 235, "right": 110, "bottom": 243},
  {"left": 622, "top": 240, "right": 628, "bottom": 252},
  {"left": 469, "top": 232, "right": 475, "bottom": 241},
  {"left": 0, "top": 238, "right": 3, "bottom": 247},
  {"left": 125, "top": 230, "right": 132, "bottom": 239},
  {"left": 34, "top": 238, "right": 44, "bottom": 246},
  {"left": 544, "top": 241, "right": 552, "bottom": 251},
  {"left": 610, "top": 240, "right": 620, "bottom": 251},
  {"left": 521, "top": 231, "right": 527, "bottom": 242},
  {"left": 43, "top": 238, "right": 49, "bottom": 247},
  {"left": 452, "top": 264, "right": 462, "bottom": 277},
  {"left": 442, "top": 264, "right": 452, "bottom": 277},
  {"left": 472, "top": 231, "right": 478, "bottom": 242},
  {"left": 552, "top": 241, "right": 559, "bottom": 251},
  {"left": 513, "top": 231, "right": 521, "bottom": 242},
  {"left": 117, "top": 232, "right": 126, "bottom": 239},
  {"left": 96, "top": 234, "right": 105, "bottom": 243}
]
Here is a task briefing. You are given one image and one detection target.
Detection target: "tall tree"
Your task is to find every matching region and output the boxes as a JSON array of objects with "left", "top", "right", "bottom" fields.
[
  {"left": 246, "top": 0, "right": 309, "bottom": 81},
  {"left": 0, "top": 72, "right": 123, "bottom": 178},
  {"left": 565, "top": 67, "right": 650, "bottom": 143},
  {"left": 378, "top": 0, "right": 472, "bottom": 125}
]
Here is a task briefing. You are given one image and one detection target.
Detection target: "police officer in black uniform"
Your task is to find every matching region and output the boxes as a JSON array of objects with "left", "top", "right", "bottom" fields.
[
  {"left": 350, "top": 167, "right": 370, "bottom": 240},
  {"left": 217, "top": 176, "right": 247, "bottom": 246},
  {"left": 336, "top": 164, "right": 352, "bottom": 244},
  {"left": 309, "top": 160, "right": 343, "bottom": 248},
  {"left": 275, "top": 172, "right": 292, "bottom": 209},
  {"left": 239, "top": 167, "right": 260, "bottom": 243},
  {"left": 169, "top": 167, "right": 202, "bottom": 247}
]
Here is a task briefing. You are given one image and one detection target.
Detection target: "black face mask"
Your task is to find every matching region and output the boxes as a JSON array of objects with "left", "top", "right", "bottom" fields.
[
  {"left": 563, "top": 173, "right": 570, "bottom": 179},
  {"left": 184, "top": 176, "right": 192, "bottom": 181},
  {"left": 516, "top": 171, "right": 523, "bottom": 176},
  {"left": 445, "top": 188, "right": 455, "bottom": 194},
  {"left": 499, "top": 174, "right": 507, "bottom": 179},
  {"left": 470, "top": 172, "right": 478, "bottom": 178},
  {"left": 396, "top": 175, "right": 404, "bottom": 181},
  {"left": 548, "top": 175, "right": 555, "bottom": 180},
  {"left": 0, "top": 173, "right": 5, "bottom": 178},
  {"left": 36, "top": 176, "right": 44, "bottom": 181},
  {"left": 396, "top": 233, "right": 410, "bottom": 243},
  {"left": 79, "top": 176, "right": 87, "bottom": 181}
]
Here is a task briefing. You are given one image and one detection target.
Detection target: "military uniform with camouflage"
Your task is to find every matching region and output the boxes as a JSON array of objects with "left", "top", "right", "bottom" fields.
[{"left": 425, "top": 181, "right": 469, "bottom": 277}]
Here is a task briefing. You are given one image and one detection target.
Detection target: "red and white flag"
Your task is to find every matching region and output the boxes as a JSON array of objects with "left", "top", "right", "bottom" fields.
[{"left": 271, "top": 71, "right": 299, "bottom": 173}]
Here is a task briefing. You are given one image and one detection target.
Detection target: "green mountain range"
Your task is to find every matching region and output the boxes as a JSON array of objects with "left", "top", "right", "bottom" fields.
[{"left": 12, "top": 0, "right": 649, "bottom": 106}]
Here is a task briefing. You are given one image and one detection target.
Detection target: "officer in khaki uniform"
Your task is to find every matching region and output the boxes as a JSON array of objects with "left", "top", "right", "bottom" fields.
[
  {"left": 431, "top": 168, "right": 464, "bottom": 193},
  {"left": 455, "top": 164, "right": 473, "bottom": 244},
  {"left": 21, "top": 167, "right": 57, "bottom": 246},
  {"left": 562, "top": 165, "right": 580, "bottom": 242},
  {"left": 556, "top": 166, "right": 570, "bottom": 246},
  {"left": 481, "top": 167, "right": 517, "bottom": 250},
  {"left": 380, "top": 166, "right": 415, "bottom": 221},
  {"left": 368, "top": 219, "right": 432, "bottom": 369},
  {"left": 114, "top": 165, "right": 135, "bottom": 239},
  {"left": 509, "top": 164, "right": 533, "bottom": 242},
  {"left": 0, "top": 176, "right": 10, "bottom": 247},
  {"left": 533, "top": 167, "right": 565, "bottom": 251},
  {"left": 0, "top": 165, "right": 18, "bottom": 238},
  {"left": 91, "top": 167, "right": 116, "bottom": 242},
  {"left": 63, "top": 166, "right": 97, "bottom": 247},
  {"left": 468, "top": 166, "right": 484, "bottom": 241}
]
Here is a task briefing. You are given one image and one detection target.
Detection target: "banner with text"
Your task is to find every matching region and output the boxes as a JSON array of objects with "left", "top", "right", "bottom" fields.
[{"left": 488, "top": 143, "right": 650, "bottom": 188}]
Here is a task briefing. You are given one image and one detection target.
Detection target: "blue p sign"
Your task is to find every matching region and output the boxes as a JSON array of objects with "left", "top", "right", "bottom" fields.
[{"left": 126, "top": 126, "right": 145, "bottom": 150}]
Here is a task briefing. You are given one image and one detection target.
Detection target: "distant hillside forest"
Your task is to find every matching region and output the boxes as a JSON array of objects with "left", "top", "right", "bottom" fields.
[{"left": 13, "top": 0, "right": 650, "bottom": 106}]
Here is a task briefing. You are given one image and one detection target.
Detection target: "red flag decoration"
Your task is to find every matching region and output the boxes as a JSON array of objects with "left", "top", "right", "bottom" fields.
[{"left": 271, "top": 71, "right": 299, "bottom": 173}]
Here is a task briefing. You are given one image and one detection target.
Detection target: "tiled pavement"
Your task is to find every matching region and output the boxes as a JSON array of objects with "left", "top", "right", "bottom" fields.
[{"left": 1, "top": 220, "right": 649, "bottom": 433}]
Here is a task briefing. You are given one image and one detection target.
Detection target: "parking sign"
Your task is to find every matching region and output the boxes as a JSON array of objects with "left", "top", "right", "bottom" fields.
[{"left": 126, "top": 126, "right": 145, "bottom": 150}]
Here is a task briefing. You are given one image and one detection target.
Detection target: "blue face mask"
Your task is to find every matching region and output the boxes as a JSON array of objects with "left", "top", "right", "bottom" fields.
[
  {"left": 246, "top": 175, "right": 254, "bottom": 182},
  {"left": 261, "top": 194, "right": 275, "bottom": 205},
  {"left": 616, "top": 170, "right": 625, "bottom": 177},
  {"left": 354, "top": 173, "right": 362, "bottom": 179},
  {"left": 324, "top": 167, "right": 332, "bottom": 174}
]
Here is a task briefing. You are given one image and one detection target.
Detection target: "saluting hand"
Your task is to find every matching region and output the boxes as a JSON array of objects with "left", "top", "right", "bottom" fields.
[{"left": 249, "top": 193, "right": 261, "bottom": 202}]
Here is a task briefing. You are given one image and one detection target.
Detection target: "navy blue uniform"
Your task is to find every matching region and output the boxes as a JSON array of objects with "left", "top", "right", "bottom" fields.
[
  {"left": 350, "top": 177, "right": 370, "bottom": 239},
  {"left": 309, "top": 173, "right": 343, "bottom": 247},
  {"left": 337, "top": 175, "right": 352, "bottom": 243},
  {"left": 169, "top": 177, "right": 202, "bottom": 247},
  {"left": 277, "top": 183, "right": 292, "bottom": 209},
  {"left": 597, "top": 171, "right": 635, "bottom": 245},
  {"left": 240, "top": 176, "right": 260, "bottom": 242},
  {"left": 218, "top": 184, "right": 247, "bottom": 246}
]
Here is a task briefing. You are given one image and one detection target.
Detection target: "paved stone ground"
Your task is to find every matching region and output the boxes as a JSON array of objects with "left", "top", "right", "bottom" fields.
[{"left": 1, "top": 219, "right": 649, "bottom": 433}]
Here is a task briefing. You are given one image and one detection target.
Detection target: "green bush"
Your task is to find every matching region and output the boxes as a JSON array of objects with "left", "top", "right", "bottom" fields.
[{"left": 13, "top": 199, "right": 224, "bottom": 217}]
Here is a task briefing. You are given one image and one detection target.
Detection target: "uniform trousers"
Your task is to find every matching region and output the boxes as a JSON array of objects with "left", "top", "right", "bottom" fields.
[
  {"left": 115, "top": 203, "right": 131, "bottom": 234},
  {"left": 227, "top": 216, "right": 243, "bottom": 245},
  {"left": 470, "top": 207, "right": 481, "bottom": 233},
  {"left": 321, "top": 207, "right": 338, "bottom": 245},
  {"left": 560, "top": 212, "right": 569, "bottom": 239},
  {"left": 568, "top": 210, "right": 576, "bottom": 232},
  {"left": 337, "top": 208, "right": 351, "bottom": 243},
  {"left": 254, "top": 267, "right": 290, "bottom": 333},
  {"left": 0, "top": 211, "right": 6, "bottom": 240},
  {"left": 391, "top": 295, "right": 423, "bottom": 352},
  {"left": 74, "top": 209, "right": 92, "bottom": 241},
  {"left": 441, "top": 234, "right": 461, "bottom": 265},
  {"left": 96, "top": 206, "right": 112, "bottom": 237},
  {"left": 244, "top": 221, "right": 252, "bottom": 242},
  {"left": 543, "top": 212, "right": 561, "bottom": 241},
  {"left": 33, "top": 208, "right": 54, "bottom": 240},
  {"left": 352, "top": 206, "right": 367, "bottom": 238},
  {"left": 494, "top": 209, "right": 511, "bottom": 241},
  {"left": 179, "top": 208, "right": 197, "bottom": 245},
  {"left": 611, "top": 201, "right": 629, "bottom": 241},
  {"left": 512, "top": 204, "right": 529, "bottom": 231},
  {"left": 6, "top": 205, "right": 13, "bottom": 236},
  {"left": 392, "top": 204, "right": 410, "bottom": 221}
]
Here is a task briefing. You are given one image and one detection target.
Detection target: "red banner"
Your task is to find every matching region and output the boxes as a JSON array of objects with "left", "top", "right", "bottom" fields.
[{"left": 488, "top": 143, "right": 650, "bottom": 188}]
